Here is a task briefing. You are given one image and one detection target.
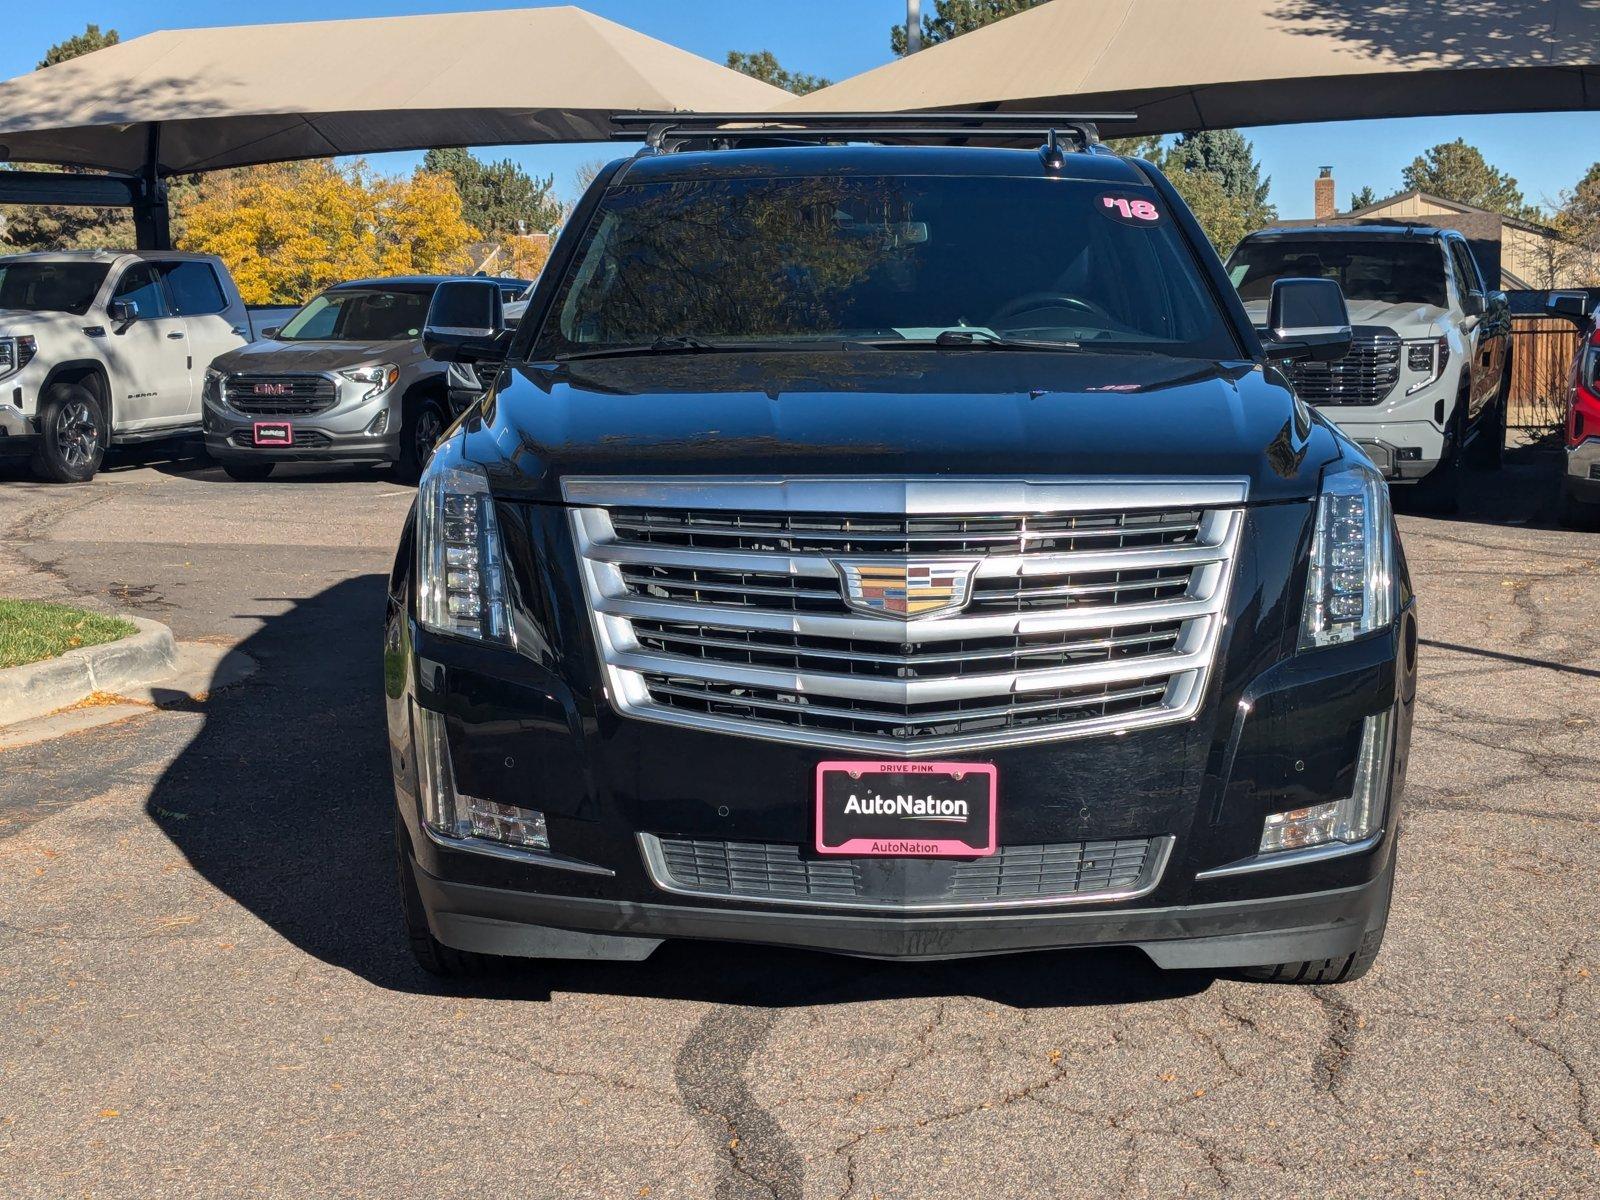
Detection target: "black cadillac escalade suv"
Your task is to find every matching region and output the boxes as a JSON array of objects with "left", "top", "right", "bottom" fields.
[{"left": 385, "top": 126, "right": 1417, "bottom": 986}]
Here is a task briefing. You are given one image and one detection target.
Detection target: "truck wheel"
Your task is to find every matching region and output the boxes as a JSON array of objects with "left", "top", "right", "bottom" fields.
[
  {"left": 1558, "top": 481, "right": 1600, "bottom": 530},
  {"left": 1467, "top": 364, "right": 1509, "bottom": 470},
  {"left": 395, "top": 819, "right": 498, "bottom": 979},
  {"left": 395, "top": 397, "right": 447, "bottom": 484},
  {"left": 220, "top": 461, "right": 276, "bottom": 482},
  {"left": 30, "top": 384, "right": 106, "bottom": 483}
]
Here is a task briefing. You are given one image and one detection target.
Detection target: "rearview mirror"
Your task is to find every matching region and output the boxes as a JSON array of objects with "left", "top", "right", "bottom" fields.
[
  {"left": 1547, "top": 291, "right": 1590, "bottom": 323},
  {"left": 1263, "top": 277, "right": 1351, "bottom": 364},
  {"left": 422, "top": 280, "right": 509, "bottom": 365},
  {"left": 260, "top": 326, "right": 281, "bottom": 341},
  {"left": 108, "top": 299, "right": 139, "bottom": 324},
  {"left": 1462, "top": 290, "right": 1486, "bottom": 318}
]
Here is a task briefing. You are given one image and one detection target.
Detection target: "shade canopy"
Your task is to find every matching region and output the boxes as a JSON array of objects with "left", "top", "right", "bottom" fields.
[
  {"left": 0, "top": 5, "right": 789, "bottom": 175},
  {"left": 787, "top": 0, "right": 1600, "bottom": 135}
]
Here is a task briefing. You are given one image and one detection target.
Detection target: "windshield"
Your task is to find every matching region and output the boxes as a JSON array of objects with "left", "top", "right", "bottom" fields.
[
  {"left": 531, "top": 174, "right": 1238, "bottom": 360},
  {"left": 277, "top": 287, "right": 431, "bottom": 342},
  {"left": 0, "top": 261, "right": 110, "bottom": 316},
  {"left": 1227, "top": 239, "right": 1447, "bottom": 308}
]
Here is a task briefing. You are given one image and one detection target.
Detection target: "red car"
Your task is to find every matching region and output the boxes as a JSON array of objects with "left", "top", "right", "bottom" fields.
[{"left": 1547, "top": 292, "right": 1600, "bottom": 527}]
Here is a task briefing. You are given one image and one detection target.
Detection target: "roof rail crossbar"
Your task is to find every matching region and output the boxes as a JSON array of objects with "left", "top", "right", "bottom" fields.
[{"left": 610, "top": 111, "right": 1136, "bottom": 153}]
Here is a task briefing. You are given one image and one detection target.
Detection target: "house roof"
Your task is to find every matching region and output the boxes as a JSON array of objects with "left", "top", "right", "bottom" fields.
[{"left": 1346, "top": 189, "right": 1558, "bottom": 236}]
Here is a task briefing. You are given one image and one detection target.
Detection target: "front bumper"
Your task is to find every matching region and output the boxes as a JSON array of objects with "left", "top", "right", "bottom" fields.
[
  {"left": 203, "top": 394, "right": 400, "bottom": 463},
  {"left": 1566, "top": 437, "right": 1600, "bottom": 502},
  {"left": 408, "top": 841, "right": 1395, "bottom": 967},
  {"left": 0, "top": 399, "right": 36, "bottom": 454}
]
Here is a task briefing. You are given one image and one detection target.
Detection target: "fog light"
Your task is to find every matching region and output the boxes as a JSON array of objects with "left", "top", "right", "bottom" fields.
[
  {"left": 1259, "top": 709, "right": 1393, "bottom": 855},
  {"left": 412, "top": 702, "right": 548, "bottom": 850},
  {"left": 1260, "top": 801, "right": 1341, "bottom": 853},
  {"left": 1395, "top": 447, "right": 1421, "bottom": 461},
  {"left": 467, "top": 798, "right": 549, "bottom": 849},
  {"left": 365, "top": 409, "right": 389, "bottom": 436}
]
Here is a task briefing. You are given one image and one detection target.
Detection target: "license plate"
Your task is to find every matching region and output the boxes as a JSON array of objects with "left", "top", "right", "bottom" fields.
[
  {"left": 815, "top": 760, "right": 996, "bottom": 857},
  {"left": 252, "top": 421, "right": 292, "bottom": 447}
]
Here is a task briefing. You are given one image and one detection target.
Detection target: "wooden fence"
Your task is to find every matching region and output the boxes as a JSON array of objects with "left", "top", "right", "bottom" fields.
[{"left": 1509, "top": 316, "right": 1580, "bottom": 429}]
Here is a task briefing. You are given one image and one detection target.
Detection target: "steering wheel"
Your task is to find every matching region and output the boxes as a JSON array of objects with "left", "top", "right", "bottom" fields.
[{"left": 989, "top": 292, "right": 1113, "bottom": 325}]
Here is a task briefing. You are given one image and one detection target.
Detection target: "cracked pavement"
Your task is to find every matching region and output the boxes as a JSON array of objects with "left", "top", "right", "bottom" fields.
[{"left": 1, "top": 441, "right": 1597, "bottom": 1198}]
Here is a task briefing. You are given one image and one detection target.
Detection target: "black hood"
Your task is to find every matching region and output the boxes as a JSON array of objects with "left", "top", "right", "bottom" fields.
[{"left": 464, "top": 350, "right": 1338, "bottom": 504}]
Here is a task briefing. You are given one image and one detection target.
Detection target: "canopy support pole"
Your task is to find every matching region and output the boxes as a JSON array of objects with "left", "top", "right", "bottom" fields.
[{"left": 131, "top": 123, "right": 171, "bottom": 251}]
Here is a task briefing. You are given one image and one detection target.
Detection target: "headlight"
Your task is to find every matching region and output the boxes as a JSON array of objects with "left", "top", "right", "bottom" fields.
[
  {"left": 203, "top": 367, "right": 225, "bottom": 402},
  {"left": 1404, "top": 336, "right": 1448, "bottom": 395},
  {"left": 416, "top": 455, "right": 512, "bottom": 645},
  {"left": 1299, "top": 460, "right": 1394, "bottom": 649},
  {"left": 339, "top": 362, "right": 400, "bottom": 401},
  {"left": 0, "top": 334, "right": 37, "bottom": 380}
]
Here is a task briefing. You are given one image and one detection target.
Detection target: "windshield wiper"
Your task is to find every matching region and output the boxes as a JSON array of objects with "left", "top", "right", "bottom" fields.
[
  {"left": 554, "top": 335, "right": 726, "bottom": 362},
  {"left": 854, "top": 330, "right": 1082, "bottom": 352}
]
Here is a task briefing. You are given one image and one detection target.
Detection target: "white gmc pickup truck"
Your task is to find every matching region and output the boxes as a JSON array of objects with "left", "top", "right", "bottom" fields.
[{"left": 0, "top": 250, "right": 253, "bottom": 481}]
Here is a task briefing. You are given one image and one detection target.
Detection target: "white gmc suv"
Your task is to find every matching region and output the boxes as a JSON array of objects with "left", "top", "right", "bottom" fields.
[
  {"left": 0, "top": 250, "right": 253, "bottom": 481},
  {"left": 1228, "top": 224, "right": 1513, "bottom": 511}
]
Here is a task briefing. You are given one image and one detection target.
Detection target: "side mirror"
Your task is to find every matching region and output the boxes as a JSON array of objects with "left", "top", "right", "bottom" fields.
[
  {"left": 108, "top": 299, "right": 139, "bottom": 324},
  {"left": 422, "top": 280, "right": 509, "bottom": 365},
  {"left": 1462, "top": 290, "right": 1487, "bottom": 319},
  {"left": 1263, "top": 277, "right": 1351, "bottom": 363},
  {"left": 260, "top": 326, "right": 281, "bottom": 341},
  {"left": 1547, "top": 291, "right": 1590, "bottom": 323}
]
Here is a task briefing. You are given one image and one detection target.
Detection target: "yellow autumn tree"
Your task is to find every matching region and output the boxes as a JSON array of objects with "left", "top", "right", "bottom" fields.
[{"left": 179, "top": 160, "right": 479, "bottom": 304}]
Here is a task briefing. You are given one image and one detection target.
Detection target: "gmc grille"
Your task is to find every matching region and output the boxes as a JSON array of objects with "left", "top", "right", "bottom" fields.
[
  {"left": 1288, "top": 327, "right": 1401, "bottom": 406},
  {"left": 224, "top": 374, "right": 338, "bottom": 415},
  {"left": 565, "top": 477, "right": 1246, "bottom": 755}
]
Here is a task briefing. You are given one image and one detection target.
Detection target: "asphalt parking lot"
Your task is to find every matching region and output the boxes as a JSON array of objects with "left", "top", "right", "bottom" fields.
[{"left": 1, "top": 440, "right": 1597, "bottom": 1199}]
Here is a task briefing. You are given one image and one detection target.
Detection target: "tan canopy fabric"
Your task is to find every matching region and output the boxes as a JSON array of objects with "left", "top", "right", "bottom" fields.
[
  {"left": 0, "top": 6, "right": 789, "bottom": 175},
  {"left": 787, "top": 1, "right": 1600, "bottom": 135}
]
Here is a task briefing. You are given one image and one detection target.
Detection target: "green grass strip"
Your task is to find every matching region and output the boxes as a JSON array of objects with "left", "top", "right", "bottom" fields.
[{"left": 0, "top": 599, "right": 137, "bottom": 670}]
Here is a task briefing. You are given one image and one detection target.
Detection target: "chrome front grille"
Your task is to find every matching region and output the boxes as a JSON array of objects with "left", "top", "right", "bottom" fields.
[
  {"left": 1289, "top": 328, "right": 1401, "bottom": 406},
  {"left": 224, "top": 373, "right": 338, "bottom": 415},
  {"left": 566, "top": 477, "right": 1246, "bottom": 754},
  {"left": 640, "top": 834, "right": 1174, "bottom": 910}
]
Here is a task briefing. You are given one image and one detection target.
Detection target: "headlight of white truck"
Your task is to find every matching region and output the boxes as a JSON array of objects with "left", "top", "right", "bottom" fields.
[
  {"left": 0, "top": 334, "right": 38, "bottom": 381},
  {"left": 416, "top": 454, "right": 513, "bottom": 645},
  {"left": 339, "top": 363, "right": 399, "bottom": 401},
  {"left": 1404, "top": 335, "right": 1449, "bottom": 396},
  {"left": 1299, "top": 460, "right": 1395, "bottom": 649}
]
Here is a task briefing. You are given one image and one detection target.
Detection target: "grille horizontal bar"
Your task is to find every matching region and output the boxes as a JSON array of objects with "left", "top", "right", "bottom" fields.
[
  {"left": 565, "top": 476, "right": 1245, "bottom": 754},
  {"left": 224, "top": 373, "right": 338, "bottom": 415},
  {"left": 1289, "top": 330, "right": 1401, "bottom": 406},
  {"left": 640, "top": 834, "right": 1175, "bottom": 910}
]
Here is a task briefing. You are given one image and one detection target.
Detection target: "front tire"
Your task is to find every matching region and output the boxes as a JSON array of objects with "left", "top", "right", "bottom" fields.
[
  {"left": 1467, "top": 363, "right": 1509, "bottom": 470},
  {"left": 394, "top": 397, "right": 447, "bottom": 485},
  {"left": 1559, "top": 481, "right": 1600, "bottom": 530},
  {"left": 1408, "top": 392, "right": 1468, "bottom": 514},
  {"left": 1239, "top": 922, "right": 1387, "bottom": 985},
  {"left": 220, "top": 460, "right": 276, "bottom": 482},
  {"left": 396, "top": 819, "right": 498, "bottom": 979},
  {"left": 30, "top": 384, "right": 106, "bottom": 483}
]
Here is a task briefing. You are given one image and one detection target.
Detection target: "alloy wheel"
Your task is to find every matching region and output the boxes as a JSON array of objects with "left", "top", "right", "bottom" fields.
[{"left": 55, "top": 400, "right": 99, "bottom": 469}]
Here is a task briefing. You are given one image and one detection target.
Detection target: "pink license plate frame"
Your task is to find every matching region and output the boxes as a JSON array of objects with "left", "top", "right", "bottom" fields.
[
  {"left": 252, "top": 421, "right": 292, "bottom": 447},
  {"left": 814, "top": 760, "right": 997, "bottom": 857}
]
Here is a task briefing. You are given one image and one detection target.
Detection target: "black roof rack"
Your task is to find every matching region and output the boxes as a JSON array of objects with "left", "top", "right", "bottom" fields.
[{"left": 610, "top": 111, "right": 1137, "bottom": 154}]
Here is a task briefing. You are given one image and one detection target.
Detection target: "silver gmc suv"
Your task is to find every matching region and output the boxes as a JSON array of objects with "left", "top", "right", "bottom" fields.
[{"left": 203, "top": 275, "right": 526, "bottom": 482}]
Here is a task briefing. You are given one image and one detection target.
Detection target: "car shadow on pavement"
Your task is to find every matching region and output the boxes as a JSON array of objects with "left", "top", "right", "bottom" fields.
[{"left": 144, "top": 575, "right": 1215, "bottom": 1011}]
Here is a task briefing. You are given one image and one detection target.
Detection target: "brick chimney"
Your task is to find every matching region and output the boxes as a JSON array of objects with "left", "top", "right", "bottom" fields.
[{"left": 1314, "top": 166, "right": 1337, "bottom": 221}]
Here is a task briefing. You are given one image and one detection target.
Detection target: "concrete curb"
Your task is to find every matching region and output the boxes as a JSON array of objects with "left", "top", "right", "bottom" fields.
[{"left": 0, "top": 615, "right": 178, "bottom": 728}]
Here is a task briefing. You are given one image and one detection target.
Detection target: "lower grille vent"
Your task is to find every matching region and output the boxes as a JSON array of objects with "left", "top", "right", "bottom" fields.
[{"left": 642, "top": 835, "right": 1171, "bottom": 910}]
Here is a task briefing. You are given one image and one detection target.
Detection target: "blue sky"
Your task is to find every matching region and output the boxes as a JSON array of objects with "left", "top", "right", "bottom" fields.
[{"left": 11, "top": 0, "right": 1600, "bottom": 217}]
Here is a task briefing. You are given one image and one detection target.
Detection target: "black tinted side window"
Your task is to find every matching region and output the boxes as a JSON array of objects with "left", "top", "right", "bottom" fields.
[
  {"left": 112, "top": 264, "right": 169, "bottom": 318},
  {"left": 161, "top": 261, "right": 227, "bottom": 315},
  {"left": 1449, "top": 241, "right": 1483, "bottom": 298}
]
